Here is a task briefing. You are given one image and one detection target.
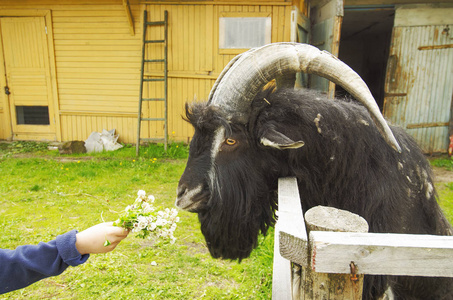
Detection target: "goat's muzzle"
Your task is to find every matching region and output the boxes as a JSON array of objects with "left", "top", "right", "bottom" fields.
[{"left": 175, "top": 183, "right": 209, "bottom": 212}]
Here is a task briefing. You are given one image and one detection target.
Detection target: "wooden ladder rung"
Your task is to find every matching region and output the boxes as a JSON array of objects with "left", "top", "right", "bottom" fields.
[
  {"left": 137, "top": 10, "right": 169, "bottom": 156},
  {"left": 144, "top": 59, "right": 165, "bottom": 63},
  {"left": 145, "top": 40, "right": 165, "bottom": 44},
  {"left": 143, "top": 78, "right": 165, "bottom": 82},
  {"left": 141, "top": 117, "right": 166, "bottom": 121},
  {"left": 146, "top": 21, "right": 165, "bottom": 26},
  {"left": 142, "top": 98, "right": 165, "bottom": 101}
]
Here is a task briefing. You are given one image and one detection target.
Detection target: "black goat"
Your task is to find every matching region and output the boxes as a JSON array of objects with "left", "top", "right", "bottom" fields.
[{"left": 175, "top": 43, "right": 453, "bottom": 299}]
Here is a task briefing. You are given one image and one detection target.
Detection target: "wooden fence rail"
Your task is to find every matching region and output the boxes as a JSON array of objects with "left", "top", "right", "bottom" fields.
[{"left": 272, "top": 177, "right": 453, "bottom": 299}]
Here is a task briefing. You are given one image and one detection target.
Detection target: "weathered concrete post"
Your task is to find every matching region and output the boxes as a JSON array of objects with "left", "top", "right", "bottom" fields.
[{"left": 299, "top": 205, "right": 369, "bottom": 299}]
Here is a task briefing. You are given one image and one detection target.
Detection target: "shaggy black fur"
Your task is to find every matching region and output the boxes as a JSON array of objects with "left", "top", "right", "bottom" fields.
[{"left": 180, "top": 88, "right": 453, "bottom": 300}]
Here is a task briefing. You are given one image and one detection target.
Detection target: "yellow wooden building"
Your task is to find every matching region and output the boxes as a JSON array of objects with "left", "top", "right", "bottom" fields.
[
  {"left": 1, "top": 0, "right": 451, "bottom": 153},
  {"left": 0, "top": 0, "right": 315, "bottom": 144}
]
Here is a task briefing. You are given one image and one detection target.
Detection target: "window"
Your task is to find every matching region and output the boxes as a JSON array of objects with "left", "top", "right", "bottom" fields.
[
  {"left": 219, "top": 13, "right": 271, "bottom": 54},
  {"left": 16, "top": 106, "right": 50, "bottom": 125}
]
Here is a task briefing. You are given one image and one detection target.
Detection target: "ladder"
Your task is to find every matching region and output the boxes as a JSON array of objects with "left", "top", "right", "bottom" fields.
[{"left": 136, "top": 10, "right": 168, "bottom": 156}]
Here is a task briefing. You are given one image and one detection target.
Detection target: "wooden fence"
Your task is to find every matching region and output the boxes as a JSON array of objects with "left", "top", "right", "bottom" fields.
[{"left": 272, "top": 177, "right": 453, "bottom": 299}]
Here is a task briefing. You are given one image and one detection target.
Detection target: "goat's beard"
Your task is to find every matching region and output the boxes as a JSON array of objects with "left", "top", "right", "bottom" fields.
[{"left": 197, "top": 158, "right": 276, "bottom": 261}]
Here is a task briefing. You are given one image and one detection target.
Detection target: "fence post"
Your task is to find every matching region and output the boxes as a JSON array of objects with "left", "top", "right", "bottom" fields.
[
  {"left": 273, "top": 177, "right": 308, "bottom": 300},
  {"left": 301, "top": 206, "right": 369, "bottom": 299}
]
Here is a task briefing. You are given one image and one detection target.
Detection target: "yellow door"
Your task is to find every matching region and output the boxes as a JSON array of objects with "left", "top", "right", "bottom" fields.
[{"left": 1, "top": 17, "right": 56, "bottom": 141}]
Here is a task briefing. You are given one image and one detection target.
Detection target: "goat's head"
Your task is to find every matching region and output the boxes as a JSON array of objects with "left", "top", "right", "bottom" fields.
[{"left": 175, "top": 43, "right": 401, "bottom": 260}]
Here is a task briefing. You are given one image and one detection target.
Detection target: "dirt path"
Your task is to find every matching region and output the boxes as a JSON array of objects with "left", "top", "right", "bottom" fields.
[{"left": 433, "top": 166, "right": 453, "bottom": 183}]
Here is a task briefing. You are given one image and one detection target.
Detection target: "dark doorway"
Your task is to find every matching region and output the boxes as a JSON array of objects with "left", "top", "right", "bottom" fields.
[{"left": 337, "top": 7, "right": 395, "bottom": 110}]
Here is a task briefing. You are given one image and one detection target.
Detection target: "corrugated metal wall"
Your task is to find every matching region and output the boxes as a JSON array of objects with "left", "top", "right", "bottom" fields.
[{"left": 383, "top": 5, "right": 453, "bottom": 153}]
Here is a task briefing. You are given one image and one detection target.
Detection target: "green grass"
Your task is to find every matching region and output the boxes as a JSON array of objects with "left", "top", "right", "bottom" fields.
[
  {"left": 430, "top": 156, "right": 453, "bottom": 224},
  {"left": 0, "top": 142, "right": 273, "bottom": 299},
  {"left": 430, "top": 156, "right": 453, "bottom": 171},
  {"left": 2, "top": 142, "right": 453, "bottom": 299}
]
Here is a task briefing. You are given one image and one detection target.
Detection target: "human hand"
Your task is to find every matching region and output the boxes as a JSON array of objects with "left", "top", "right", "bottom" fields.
[{"left": 75, "top": 222, "right": 129, "bottom": 255}]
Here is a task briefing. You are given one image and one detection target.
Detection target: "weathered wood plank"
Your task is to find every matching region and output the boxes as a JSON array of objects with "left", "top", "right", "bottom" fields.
[
  {"left": 305, "top": 206, "right": 368, "bottom": 233},
  {"left": 310, "top": 231, "right": 453, "bottom": 277},
  {"left": 277, "top": 177, "right": 308, "bottom": 267},
  {"left": 272, "top": 221, "right": 292, "bottom": 300},
  {"left": 303, "top": 206, "right": 367, "bottom": 300}
]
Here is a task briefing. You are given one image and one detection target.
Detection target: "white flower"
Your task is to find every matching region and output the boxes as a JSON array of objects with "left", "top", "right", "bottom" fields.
[
  {"left": 142, "top": 202, "right": 154, "bottom": 214},
  {"left": 147, "top": 195, "right": 155, "bottom": 203},
  {"left": 137, "top": 216, "right": 148, "bottom": 230},
  {"left": 114, "top": 190, "right": 179, "bottom": 243},
  {"left": 148, "top": 222, "right": 157, "bottom": 231},
  {"left": 132, "top": 223, "right": 140, "bottom": 233},
  {"left": 155, "top": 218, "right": 164, "bottom": 226}
]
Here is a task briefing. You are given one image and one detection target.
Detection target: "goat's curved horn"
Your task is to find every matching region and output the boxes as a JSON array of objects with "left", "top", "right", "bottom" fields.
[{"left": 208, "top": 42, "right": 401, "bottom": 152}]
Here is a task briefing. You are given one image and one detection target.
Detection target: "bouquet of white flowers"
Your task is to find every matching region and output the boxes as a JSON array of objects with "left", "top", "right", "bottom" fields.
[{"left": 111, "top": 190, "right": 180, "bottom": 244}]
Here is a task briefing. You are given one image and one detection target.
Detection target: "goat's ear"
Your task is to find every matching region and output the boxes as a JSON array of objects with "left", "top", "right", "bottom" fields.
[{"left": 259, "top": 126, "right": 305, "bottom": 150}]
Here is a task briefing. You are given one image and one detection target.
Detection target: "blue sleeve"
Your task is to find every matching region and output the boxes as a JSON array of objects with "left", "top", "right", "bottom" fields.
[{"left": 0, "top": 230, "right": 90, "bottom": 294}]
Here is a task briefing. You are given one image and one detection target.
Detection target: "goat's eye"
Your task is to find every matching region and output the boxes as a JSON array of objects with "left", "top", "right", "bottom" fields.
[{"left": 225, "top": 138, "right": 236, "bottom": 146}]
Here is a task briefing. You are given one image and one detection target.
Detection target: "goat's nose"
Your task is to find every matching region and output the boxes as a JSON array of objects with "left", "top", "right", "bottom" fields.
[
  {"left": 175, "top": 184, "right": 189, "bottom": 208},
  {"left": 176, "top": 184, "right": 188, "bottom": 199}
]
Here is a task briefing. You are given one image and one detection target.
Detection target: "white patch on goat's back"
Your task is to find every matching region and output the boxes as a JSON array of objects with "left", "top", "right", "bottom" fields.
[
  {"left": 383, "top": 286, "right": 395, "bottom": 300},
  {"left": 314, "top": 113, "right": 322, "bottom": 134},
  {"left": 425, "top": 181, "right": 434, "bottom": 199},
  {"left": 358, "top": 119, "right": 369, "bottom": 126},
  {"left": 421, "top": 169, "right": 434, "bottom": 199}
]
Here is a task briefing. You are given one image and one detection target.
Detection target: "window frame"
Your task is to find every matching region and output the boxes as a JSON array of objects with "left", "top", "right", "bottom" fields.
[{"left": 218, "top": 12, "right": 272, "bottom": 55}]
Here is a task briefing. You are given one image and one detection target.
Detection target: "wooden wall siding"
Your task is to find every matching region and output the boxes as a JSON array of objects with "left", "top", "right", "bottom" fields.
[
  {"left": 1, "top": 1, "right": 293, "bottom": 144},
  {"left": 0, "top": 2, "right": 143, "bottom": 143},
  {"left": 0, "top": 86, "right": 4, "bottom": 139},
  {"left": 144, "top": 3, "right": 292, "bottom": 142},
  {"left": 53, "top": 7, "right": 141, "bottom": 113},
  {"left": 60, "top": 114, "right": 136, "bottom": 143},
  {"left": 0, "top": 111, "right": 5, "bottom": 140},
  {"left": 52, "top": 5, "right": 143, "bottom": 143}
]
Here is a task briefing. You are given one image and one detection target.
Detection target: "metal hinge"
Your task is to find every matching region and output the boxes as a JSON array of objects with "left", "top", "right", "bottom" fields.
[{"left": 45, "top": 26, "right": 48, "bottom": 34}]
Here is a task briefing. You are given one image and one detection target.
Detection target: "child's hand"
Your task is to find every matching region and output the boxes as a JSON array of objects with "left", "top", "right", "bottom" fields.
[{"left": 75, "top": 222, "right": 129, "bottom": 255}]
